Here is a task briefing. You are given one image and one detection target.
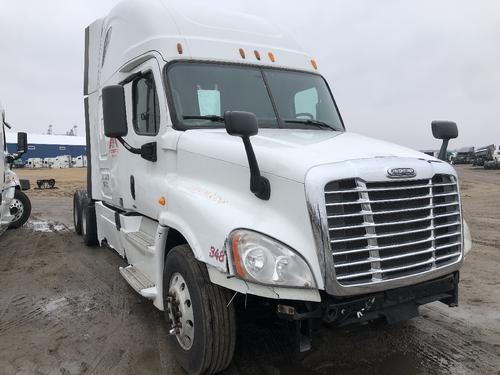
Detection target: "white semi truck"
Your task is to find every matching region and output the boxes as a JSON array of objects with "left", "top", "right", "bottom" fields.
[
  {"left": 1, "top": 102, "right": 31, "bottom": 232},
  {"left": 75, "top": 1, "right": 472, "bottom": 373}
]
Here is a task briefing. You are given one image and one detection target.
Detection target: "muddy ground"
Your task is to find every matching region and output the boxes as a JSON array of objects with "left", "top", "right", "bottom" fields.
[{"left": 0, "top": 166, "right": 499, "bottom": 374}]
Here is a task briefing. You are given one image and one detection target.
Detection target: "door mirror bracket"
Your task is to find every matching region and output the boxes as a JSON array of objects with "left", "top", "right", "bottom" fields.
[
  {"left": 102, "top": 84, "right": 157, "bottom": 162},
  {"left": 224, "top": 111, "right": 271, "bottom": 200}
]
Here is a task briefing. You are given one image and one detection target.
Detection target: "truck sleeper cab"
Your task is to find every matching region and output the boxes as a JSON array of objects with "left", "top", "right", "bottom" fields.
[{"left": 76, "top": 1, "right": 472, "bottom": 373}]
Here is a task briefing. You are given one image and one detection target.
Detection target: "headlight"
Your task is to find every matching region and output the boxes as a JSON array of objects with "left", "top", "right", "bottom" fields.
[{"left": 226, "top": 229, "right": 316, "bottom": 288}]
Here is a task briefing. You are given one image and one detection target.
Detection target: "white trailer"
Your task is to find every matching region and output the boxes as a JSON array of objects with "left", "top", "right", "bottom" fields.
[
  {"left": 72, "top": 155, "right": 87, "bottom": 168},
  {"left": 1, "top": 102, "right": 31, "bottom": 231},
  {"left": 43, "top": 157, "right": 55, "bottom": 168},
  {"left": 52, "top": 155, "right": 72, "bottom": 169},
  {"left": 74, "top": 1, "right": 472, "bottom": 373},
  {"left": 27, "top": 158, "right": 43, "bottom": 168}
]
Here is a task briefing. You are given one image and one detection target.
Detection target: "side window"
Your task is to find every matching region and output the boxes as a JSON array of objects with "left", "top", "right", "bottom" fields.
[
  {"left": 294, "top": 87, "right": 318, "bottom": 119},
  {"left": 132, "top": 72, "right": 160, "bottom": 136}
]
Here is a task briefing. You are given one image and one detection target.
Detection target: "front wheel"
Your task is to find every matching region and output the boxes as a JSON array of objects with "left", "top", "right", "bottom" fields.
[
  {"left": 163, "top": 245, "right": 236, "bottom": 375},
  {"left": 8, "top": 190, "right": 31, "bottom": 229}
]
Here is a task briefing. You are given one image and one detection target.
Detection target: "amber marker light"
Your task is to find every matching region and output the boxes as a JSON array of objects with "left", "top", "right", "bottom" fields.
[
  {"left": 239, "top": 48, "right": 246, "bottom": 59},
  {"left": 159, "top": 197, "right": 166, "bottom": 206},
  {"left": 268, "top": 52, "right": 276, "bottom": 63},
  {"left": 311, "top": 59, "right": 318, "bottom": 70},
  {"left": 254, "top": 50, "right": 261, "bottom": 60},
  {"left": 177, "top": 43, "right": 183, "bottom": 55},
  {"left": 231, "top": 234, "right": 246, "bottom": 278}
]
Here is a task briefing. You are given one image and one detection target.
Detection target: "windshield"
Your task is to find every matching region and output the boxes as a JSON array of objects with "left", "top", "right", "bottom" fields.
[{"left": 166, "top": 62, "right": 344, "bottom": 131}]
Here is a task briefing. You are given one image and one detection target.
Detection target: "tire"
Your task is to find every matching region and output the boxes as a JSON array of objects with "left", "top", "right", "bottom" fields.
[
  {"left": 81, "top": 197, "right": 98, "bottom": 246},
  {"left": 73, "top": 190, "right": 85, "bottom": 235},
  {"left": 163, "top": 245, "right": 236, "bottom": 375},
  {"left": 8, "top": 189, "right": 31, "bottom": 229}
]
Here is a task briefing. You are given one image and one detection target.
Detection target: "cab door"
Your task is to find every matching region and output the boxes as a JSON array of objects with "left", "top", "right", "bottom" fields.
[{"left": 114, "top": 58, "right": 168, "bottom": 219}]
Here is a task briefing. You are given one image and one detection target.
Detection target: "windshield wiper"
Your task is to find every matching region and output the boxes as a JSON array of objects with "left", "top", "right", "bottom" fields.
[
  {"left": 284, "top": 119, "right": 334, "bottom": 130},
  {"left": 183, "top": 115, "right": 225, "bottom": 122}
]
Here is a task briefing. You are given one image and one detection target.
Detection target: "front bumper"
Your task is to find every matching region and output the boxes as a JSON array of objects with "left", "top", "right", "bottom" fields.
[{"left": 277, "top": 272, "right": 459, "bottom": 326}]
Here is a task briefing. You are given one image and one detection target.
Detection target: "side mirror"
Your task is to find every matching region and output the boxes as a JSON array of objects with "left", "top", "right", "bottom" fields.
[
  {"left": 224, "top": 111, "right": 270, "bottom": 200},
  {"left": 102, "top": 85, "right": 128, "bottom": 138},
  {"left": 141, "top": 142, "right": 157, "bottom": 162},
  {"left": 224, "top": 111, "right": 258, "bottom": 137},
  {"left": 17, "top": 132, "right": 28, "bottom": 155},
  {"left": 432, "top": 121, "right": 458, "bottom": 161}
]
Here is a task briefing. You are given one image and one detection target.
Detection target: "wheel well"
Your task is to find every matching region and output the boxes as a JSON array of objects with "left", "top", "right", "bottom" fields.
[{"left": 164, "top": 228, "right": 188, "bottom": 262}]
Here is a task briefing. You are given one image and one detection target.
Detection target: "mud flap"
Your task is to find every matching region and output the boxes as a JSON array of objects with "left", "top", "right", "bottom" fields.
[{"left": 378, "top": 302, "right": 419, "bottom": 325}]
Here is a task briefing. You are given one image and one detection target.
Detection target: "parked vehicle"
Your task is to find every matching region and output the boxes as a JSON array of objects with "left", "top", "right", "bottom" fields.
[
  {"left": 72, "top": 155, "right": 87, "bottom": 168},
  {"left": 472, "top": 144, "right": 496, "bottom": 166},
  {"left": 74, "top": 1, "right": 472, "bottom": 373},
  {"left": 450, "top": 146, "right": 474, "bottom": 164},
  {"left": 43, "top": 157, "right": 55, "bottom": 168},
  {"left": 26, "top": 158, "right": 43, "bottom": 168},
  {"left": 1, "top": 102, "right": 31, "bottom": 232},
  {"left": 52, "top": 155, "right": 72, "bottom": 169},
  {"left": 484, "top": 146, "right": 500, "bottom": 169}
]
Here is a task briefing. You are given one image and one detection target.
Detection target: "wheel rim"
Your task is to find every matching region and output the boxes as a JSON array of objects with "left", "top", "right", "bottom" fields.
[
  {"left": 167, "top": 272, "right": 195, "bottom": 350},
  {"left": 9, "top": 199, "right": 24, "bottom": 222}
]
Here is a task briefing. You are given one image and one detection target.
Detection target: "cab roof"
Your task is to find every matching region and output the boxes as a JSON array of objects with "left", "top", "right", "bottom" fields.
[{"left": 97, "top": 0, "right": 317, "bottom": 84}]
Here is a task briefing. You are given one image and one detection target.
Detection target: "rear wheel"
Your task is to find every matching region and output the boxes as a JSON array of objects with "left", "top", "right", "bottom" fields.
[
  {"left": 8, "top": 190, "right": 31, "bottom": 229},
  {"left": 73, "top": 190, "right": 85, "bottom": 235},
  {"left": 163, "top": 245, "right": 236, "bottom": 375},
  {"left": 81, "top": 197, "right": 98, "bottom": 246}
]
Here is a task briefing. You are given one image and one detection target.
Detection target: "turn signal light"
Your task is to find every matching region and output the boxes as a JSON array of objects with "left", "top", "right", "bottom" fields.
[
  {"left": 159, "top": 197, "right": 166, "bottom": 206},
  {"left": 231, "top": 234, "right": 246, "bottom": 278}
]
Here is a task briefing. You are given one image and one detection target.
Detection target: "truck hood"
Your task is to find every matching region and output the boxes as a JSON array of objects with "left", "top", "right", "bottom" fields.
[{"left": 178, "top": 129, "right": 435, "bottom": 183}]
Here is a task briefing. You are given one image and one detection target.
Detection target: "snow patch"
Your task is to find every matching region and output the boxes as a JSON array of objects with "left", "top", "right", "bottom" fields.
[{"left": 28, "top": 220, "right": 68, "bottom": 233}]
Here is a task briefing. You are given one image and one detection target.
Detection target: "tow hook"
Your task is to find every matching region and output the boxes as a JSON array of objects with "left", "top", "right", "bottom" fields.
[{"left": 354, "top": 297, "right": 376, "bottom": 319}]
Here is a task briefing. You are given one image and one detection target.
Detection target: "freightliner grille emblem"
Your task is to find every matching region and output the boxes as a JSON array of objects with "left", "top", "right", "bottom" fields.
[{"left": 387, "top": 167, "right": 416, "bottom": 178}]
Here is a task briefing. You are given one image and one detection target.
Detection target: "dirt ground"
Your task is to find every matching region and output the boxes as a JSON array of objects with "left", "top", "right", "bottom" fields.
[
  {"left": 14, "top": 168, "right": 87, "bottom": 198},
  {"left": 0, "top": 166, "right": 499, "bottom": 375}
]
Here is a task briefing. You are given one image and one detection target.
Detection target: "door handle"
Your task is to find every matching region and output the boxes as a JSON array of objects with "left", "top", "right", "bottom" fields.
[{"left": 130, "top": 175, "right": 135, "bottom": 200}]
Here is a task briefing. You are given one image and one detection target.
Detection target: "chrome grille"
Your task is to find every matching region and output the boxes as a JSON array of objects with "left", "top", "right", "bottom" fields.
[{"left": 325, "top": 174, "right": 462, "bottom": 286}]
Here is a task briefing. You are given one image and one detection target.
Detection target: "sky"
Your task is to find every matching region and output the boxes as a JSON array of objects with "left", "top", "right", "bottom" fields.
[{"left": 0, "top": 0, "right": 499, "bottom": 150}]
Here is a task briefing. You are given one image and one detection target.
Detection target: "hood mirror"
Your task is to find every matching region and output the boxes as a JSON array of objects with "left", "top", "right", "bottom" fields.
[
  {"left": 432, "top": 121, "right": 458, "bottom": 161},
  {"left": 224, "top": 111, "right": 270, "bottom": 200}
]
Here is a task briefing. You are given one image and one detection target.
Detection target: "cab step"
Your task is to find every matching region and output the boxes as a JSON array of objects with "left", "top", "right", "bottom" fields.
[
  {"left": 124, "top": 230, "right": 155, "bottom": 250},
  {"left": 119, "top": 265, "right": 157, "bottom": 299}
]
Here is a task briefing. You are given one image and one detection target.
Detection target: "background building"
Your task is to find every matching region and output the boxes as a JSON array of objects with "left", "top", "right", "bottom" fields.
[{"left": 5, "top": 133, "right": 86, "bottom": 161}]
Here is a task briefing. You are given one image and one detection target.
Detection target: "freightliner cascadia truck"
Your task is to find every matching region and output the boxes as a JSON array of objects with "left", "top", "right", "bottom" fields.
[
  {"left": 74, "top": 1, "right": 472, "bottom": 373},
  {"left": 0, "top": 102, "right": 30, "bottom": 234}
]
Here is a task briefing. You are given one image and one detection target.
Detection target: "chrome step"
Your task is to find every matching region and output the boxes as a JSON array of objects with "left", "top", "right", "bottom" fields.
[
  {"left": 119, "top": 265, "right": 156, "bottom": 299},
  {"left": 124, "top": 230, "right": 155, "bottom": 249}
]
